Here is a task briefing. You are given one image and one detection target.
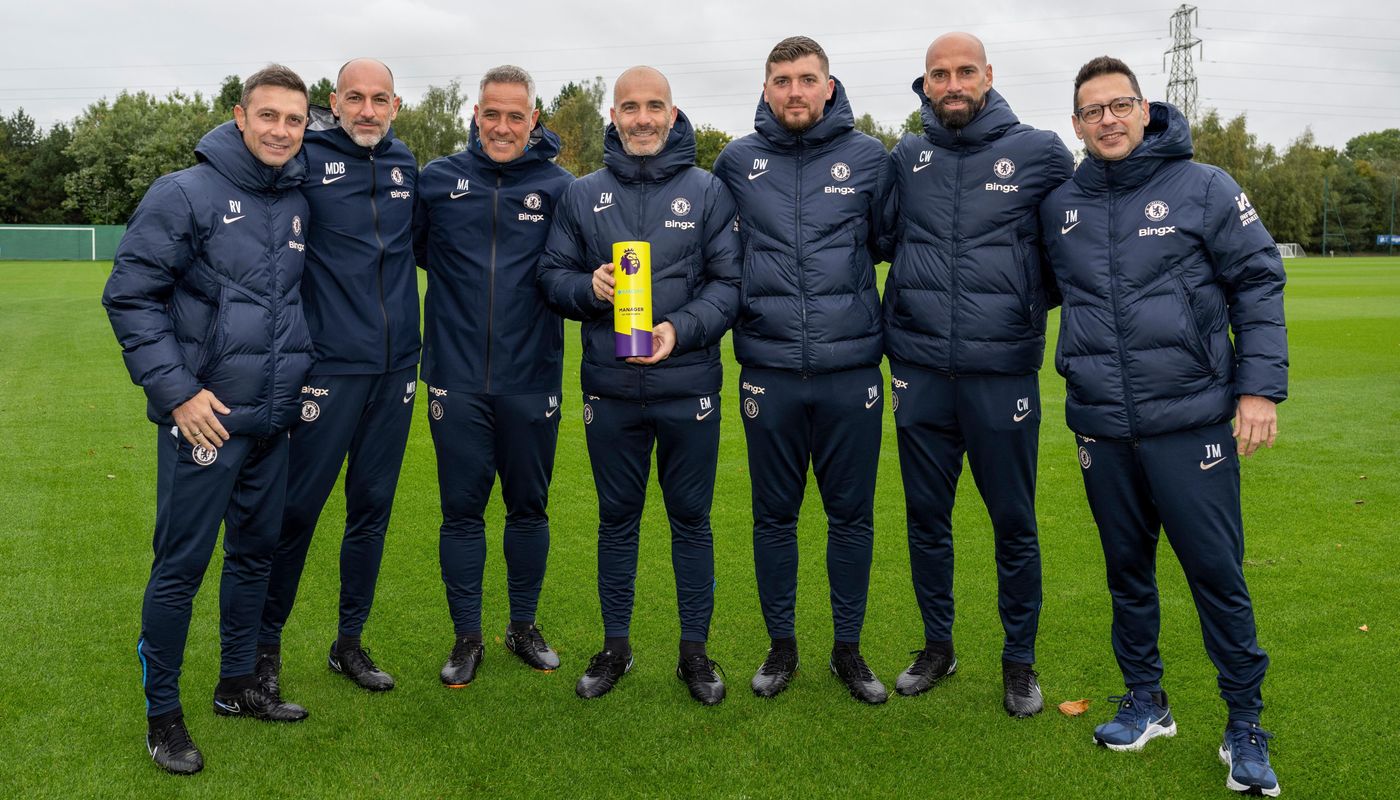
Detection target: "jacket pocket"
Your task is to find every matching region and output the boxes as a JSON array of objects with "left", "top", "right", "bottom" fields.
[
  {"left": 1172, "top": 275, "right": 1218, "bottom": 377},
  {"left": 193, "top": 284, "right": 228, "bottom": 379}
]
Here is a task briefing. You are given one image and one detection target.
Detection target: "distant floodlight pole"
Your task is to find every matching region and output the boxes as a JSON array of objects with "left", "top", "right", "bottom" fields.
[
  {"left": 1164, "top": 5, "right": 1203, "bottom": 121},
  {"left": 1389, "top": 175, "right": 1396, "bottom": 256}
]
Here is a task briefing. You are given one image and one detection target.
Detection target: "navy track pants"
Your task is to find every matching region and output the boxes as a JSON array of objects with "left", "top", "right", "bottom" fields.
[
  {"left": 1076, "top": 422, "right": 1269, "bottom": 721},
  {"left": 258, "top": 367, "right": 415, "bottom": 645},
  {"left": 890, "top": 362, "right": 1043, "bottom": 663},
  {"left": 429, "top": 388, "right": 560, "bottom": 636},
  {"left": 140, "top": 426, "right": 289, "bottom": 717},
  {"left": 739, "top": 366, "right": 883, "bottom": 644},
  {"left": 582, "top": 393, "right": 720, "bottom": 643}
]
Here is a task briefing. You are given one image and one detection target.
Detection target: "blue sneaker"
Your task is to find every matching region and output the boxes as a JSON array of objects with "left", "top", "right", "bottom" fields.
[
  {"left": 1219, "top": 720, "right": 1280, "bottom": 796},
  {"left": 1093, "top": 689, "right": 1176, "bottom": 751}
]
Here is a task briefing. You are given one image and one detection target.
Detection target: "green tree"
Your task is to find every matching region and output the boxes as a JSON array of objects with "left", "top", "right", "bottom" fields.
[
  {"left": 64, "top": 90, "right": 222, "bottom": 224},
  {"left": 1192, "top": 110, "right": 1274, "bottom": 185},
  {"left": 215, "top": 75, "right": 242, "bottom": 114},
  {"left": 544, "top": 78, "right": 607, "bottom": 176},
  {"left": 308, "top": 77, "right": 334, "bottom": 109},
  {"left": 694, "top": 125, "right": 731, "bottom": 172},
  {"left": 1345, "top": 129, "right": 1400, "bottom": 163},
  {"left": 394, "top": 80, "right": 471, "bottom": 166},
  {"left": 853, "top": 112, "right": 899, "bottom": 151}
]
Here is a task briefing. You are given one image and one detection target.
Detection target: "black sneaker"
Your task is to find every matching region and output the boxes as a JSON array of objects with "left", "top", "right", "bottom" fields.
[
  {"left": 1002, "top": 661, "right": 1044, "bottom": 718},
  {"left": 505, "top": 624, "right": 561, "bottom": 671},
  {"left": 830, "top": 647, "right": 888, "bottom": 705},
  {"left": 328, "top": 640, "right": 395, "bottom": 692},
  {"left": 751, "top": 646, "right": 798, "bottom": 698},
  {"left": 440, "top": 637, "right": 485, "bottom": 688},
  {"left": 575, "top": 648, "right": 633, "bottom": 699},
  {"left": 146, "top": 715, "right": 203, "bottom": 775},
  {"left": 894, "top": 646, "right": 957, "bottom": 697},
  {"left": 212, "top": 683, "right": 308, "bottom": 722},
  {"left": 677, "top": 653, "right": 726, "bottom": 706},
  {"left": 254, "top": 651, "right": 283, "bottom": 700}
]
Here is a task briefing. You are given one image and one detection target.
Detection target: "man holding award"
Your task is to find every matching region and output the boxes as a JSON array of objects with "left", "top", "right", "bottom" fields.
[{"left": 538, "top": 65, "right": 741, "bottom": 705}]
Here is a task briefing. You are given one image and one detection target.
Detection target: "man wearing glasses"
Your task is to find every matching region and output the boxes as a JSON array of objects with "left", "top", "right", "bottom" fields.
[{"left": 1040, "top": 56, "right": 1287, "bottom": 797}]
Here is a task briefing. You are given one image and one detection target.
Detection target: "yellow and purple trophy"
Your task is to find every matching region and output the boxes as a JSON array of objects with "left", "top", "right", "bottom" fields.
[{"left": 612, "top": 241, "right": 653, "bottom": 359}]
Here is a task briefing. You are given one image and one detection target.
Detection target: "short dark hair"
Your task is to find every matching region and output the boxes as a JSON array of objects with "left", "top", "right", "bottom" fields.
[
  {"left": 766, "top": 36, "right": 829, "bottom": 78},
  {"left": 1073, "top": 56, "right": 1143, "bottom": 110},
  {"left": 240, "top": 64, "right": 308, "bottom": 108}
]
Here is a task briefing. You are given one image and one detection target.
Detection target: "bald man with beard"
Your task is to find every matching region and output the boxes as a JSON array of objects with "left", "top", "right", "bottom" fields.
[
  {"left": 538, "top": 66, "right": 741, "bottom": 704},
  {"left": 881, "top": 33, "right": 1071, "bottom": 716},
  {"left": 255, "top": 58, "right": 421, "bottom": 704}
]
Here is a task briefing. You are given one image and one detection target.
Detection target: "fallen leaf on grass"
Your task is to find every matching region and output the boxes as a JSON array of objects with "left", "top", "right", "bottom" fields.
[
  {"left": 493, "top": 635, "right": 503, "bottom": 644},
  {"left": 106, "top": 474, "right": 116, "bottom": 479},
  {"left": 122, "top": 444, "right": 135, "bottom": 450},
  {"left": 1359, "top": 475, "right": 1367, "bottom": 480},
  {"left": 1058, "top": 699, "right": 1091, "bottom": 716},
  {"left": 1359, "top": 625, "right": 1369, "bottom": 633},
  {"left": 1355, "top": 499, "right": 1366, "bottom": 505}
]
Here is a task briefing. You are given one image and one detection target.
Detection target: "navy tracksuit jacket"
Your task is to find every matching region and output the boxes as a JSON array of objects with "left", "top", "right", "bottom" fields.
[
  {"left": 259, "top": 111, "right": 421, "bottom": 648},
  {"left": 882, "top": 85, "right": 1073, "bottom": 663},
  {"left": 103, "top": 120, "right": 312, "bottom": 716},
  {"left": 414, "top": 120, "right": 575, "bottom": 636},
  {"left": 1041, "top": 102, "right": 1288, "bottom": 718},
  {"left": 538, "top": 110, "right": 740, "bottom": 643},
  {"left": 713, "top": 78, "right": 891, "bottom": 644}
]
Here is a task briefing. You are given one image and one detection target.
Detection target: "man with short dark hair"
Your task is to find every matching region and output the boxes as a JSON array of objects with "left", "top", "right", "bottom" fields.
[
  {"left": 712, "top": 37, "right": 893, "bottom": 704},
  {"left": 414, "top": 65, "right": 574, "bottom": 687},
  {"left": 254, "top": 57, "right": 420, "bottom": 701},
  {"left": 538, "top": 65, "right": 740, "bottom": 705},
  {"left": 1041, "top": 55, "right": 1286, "bottom": 797},
  {"left": 104, "top": 64, "right": 314, "bottom": 775},
  {"left": 881, "top": 32, "right": 1072, "bottom": 716}
]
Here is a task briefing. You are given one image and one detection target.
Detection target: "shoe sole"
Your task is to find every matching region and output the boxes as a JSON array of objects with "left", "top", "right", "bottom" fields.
[
  {"left": 212, "top": 703, "right": 308, "bottom": 723},
  {"left": 895, "top": 658, "right": 958, "bottom": 697},
  {"left": 1219, "top": 746, "right": 1282, "bottom": 797},
  {"left": 1095, "top": 720, "right": 1177, "bottom": 752}
]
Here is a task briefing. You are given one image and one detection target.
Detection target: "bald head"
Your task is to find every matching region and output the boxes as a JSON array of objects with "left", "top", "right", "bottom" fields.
[
  {"left": 613, "top": 66, "right": 672, "bottom": 108},
  {"left": 611, "top": 66, "right": 678, "bottom": 157},
  {"left": 332, "top": 58, "right": 399, "bottom": 147},
  {"left": 923, "top": 32, "right": 993, "bottom": 129}
]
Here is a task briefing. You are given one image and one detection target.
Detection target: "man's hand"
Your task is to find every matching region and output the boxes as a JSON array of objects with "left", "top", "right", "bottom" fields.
[
  {"left": 592, "top": 262, "right": 616, "bottom": 303},
  {"left": 1232, "top": 394, "right": 1277, "bottom": 457},
  {"left": 172, "top": 389, "right": 231, "bottom": 448},
  {"left": 626, "top": 322, "right": 677, "bottom": 365}
]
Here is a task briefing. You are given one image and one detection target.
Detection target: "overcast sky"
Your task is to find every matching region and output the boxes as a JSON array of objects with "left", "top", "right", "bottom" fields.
[{"left": 6, "top": 0, "right": 1398, "bottom": 156}]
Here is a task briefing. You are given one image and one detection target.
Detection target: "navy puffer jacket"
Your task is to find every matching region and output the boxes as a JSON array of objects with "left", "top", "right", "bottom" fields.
[
  {"left": 103, "top": 120, "right": 314, "bottom": 435},
  {"left": 537, "top": 110, "right": 741, "bottom": 403},
  {"left": 713, "top": 78, "right": 891, "bottom": 375},
  {"left": 883, "top": 84, "right": 1072, "bottom": 375},
  {"left": 298, "top": 109, "right": 420, "bottom": 375},
  {"left": 415, "top": 119, "right": 574, "bottom": 394},
  {"left": 1040, "top": 102, "right": 1288, "bottom": 440}
]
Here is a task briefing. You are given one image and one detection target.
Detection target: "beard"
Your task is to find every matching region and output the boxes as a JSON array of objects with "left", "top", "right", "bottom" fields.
[
  {"left": 933, "top": 93, "right": 985, "bottom": 130},
  {"left": 621, "top": 124, "right": 671, "bottom": 157},
  {"left": 343, "top": 120, "right": 386, "bottom": 148}
]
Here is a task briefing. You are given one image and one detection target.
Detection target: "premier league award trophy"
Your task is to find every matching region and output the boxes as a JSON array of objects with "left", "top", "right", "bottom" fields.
[{"left": 612, "top": 241, "right": 652, "bottom": 358}]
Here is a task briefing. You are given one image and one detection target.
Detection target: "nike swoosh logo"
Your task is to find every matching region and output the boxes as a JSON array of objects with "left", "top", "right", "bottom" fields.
[
  {"left": 912, "top": 163, "right": 934, "bottom": 173},
  {"left": 322, "top": 174, "right": 347, "bottom": 184},
  {"left": 450, "top": 190, "right": 470, "bottom": 199},
  {"left": 1061, "top": 221, "right": 1081, "bottom": 234},
  {"left": 1013, "top": 410, "right": 1032, "bottom": 422},
  {"left": 864, "top": 397, "right": 879, "bottom": 409},
  {"left": 545, "top": 406, "right": 559, "bottom": 418},
  {"left": 402, "top": 394, "right": 414, "bottom": 404},
  {"left": 696, "top": 409, "right": 713, "bottom": 421},
  {"left": 222, "top": 215, "right": 245, "bottom": 224},
  {"left": 214, "top": 700, "right": 241, "bottom": 713},
  {"left": 593, "top": 203, "right": 614, "bottom": 213},
  {"left": 747, "top": 170, "right": 769, "bottom": 180},
  {"left": 1199, "top": 458, "right": 1227, "bottom": 470}
]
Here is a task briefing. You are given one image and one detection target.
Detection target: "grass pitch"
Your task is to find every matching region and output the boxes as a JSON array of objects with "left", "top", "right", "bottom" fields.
[{"left": 0, "top": 257, "right": 1396, "bottom": 798}]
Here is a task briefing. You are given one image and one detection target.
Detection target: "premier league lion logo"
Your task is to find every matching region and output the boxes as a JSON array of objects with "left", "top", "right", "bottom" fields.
[{"left": 619, "top": 247, "right": 642, "bottom": 276}]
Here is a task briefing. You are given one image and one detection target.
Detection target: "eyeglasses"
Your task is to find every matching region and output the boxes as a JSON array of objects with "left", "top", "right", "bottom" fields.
[{"left": 1074, "top": 97, "right": 1142, "bottom": 124}]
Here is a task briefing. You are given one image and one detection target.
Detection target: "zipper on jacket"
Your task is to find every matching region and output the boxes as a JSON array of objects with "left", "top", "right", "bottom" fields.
[
  {"left": 947, "top": 151, "right": 964, "bottom": 377},
  {"left": 795, "top": 137, "right": 809, "bottom": 376},
  {"left": 486, "top": 172, "right": 501, "bottom": 393},
  {"left": 369, "top": 152, "right": 390, "bottom": 372},
  {"left": 267, "top": 194, "right": 281, "bottom": 436},
  {"left": 1105, "top": 185, "right": 1139, "bottom": 439},
  {"left": 635, "top": 175, "right": 649, "bottom": 403}
]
